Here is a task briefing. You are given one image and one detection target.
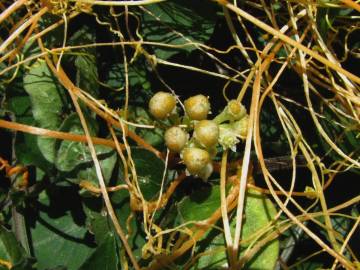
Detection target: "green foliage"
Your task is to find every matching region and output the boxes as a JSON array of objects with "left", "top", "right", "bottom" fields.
[
  {"left": 78, "top": 234, "right": 118, "bottom": 270},
  {"left": 129, "top": 148, "right": 165, "bottom": 201},
  {"left": 0, "top": 225, "right": 34, "bottom": 269},
  {"left": 178, "top": 186, "right": 279, "bottom": 269},
  {"left": 30, "top": 189, "right": 95, "bottom": 270},
  {"left": 75, "top": 55, "right": 99, "bottom": 98},
  {"left": 23, "top": 61, "right": 65, "bottom": 163},
  {"left": 139, "top": 0, "right": 217, "bottom": 59},
  {"left": 1, "top": 0, "right": 358, "bottom": 269},
  {"left": 54, "top": 113, "right": 117, "bottom": 185}
]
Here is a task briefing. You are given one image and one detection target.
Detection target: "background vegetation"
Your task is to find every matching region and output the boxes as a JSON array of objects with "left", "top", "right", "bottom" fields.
[{"left": 0, "top": 0, "right": 359, "bottom": 269}]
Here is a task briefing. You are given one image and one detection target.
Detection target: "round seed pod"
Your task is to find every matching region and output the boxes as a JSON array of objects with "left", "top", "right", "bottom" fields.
[
  {"left": 227, "top": 100, "right": 246, "bottom": 121},
  {"left": 213, "top": 100, "right": 247, "bottom": 124},
  {"left": 164, "top": 127, "right": 188, "bottom": 153},
  {"left": 194, "top": 120, "right": 219, "bottom": 148},
  {"left": 182, "top": 147, "right": 211, "bottom": 175},
  {"left": 184, "top": 95, "right": 210, "bottom": 120},
  {"left": 149, "top": 92, "right": 176, "bottom": 119}
]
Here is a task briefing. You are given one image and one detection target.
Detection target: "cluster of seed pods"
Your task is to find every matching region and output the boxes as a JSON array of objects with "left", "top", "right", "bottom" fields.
[{"left": 148, "top": 92, "right": 249, "bottom": 180}]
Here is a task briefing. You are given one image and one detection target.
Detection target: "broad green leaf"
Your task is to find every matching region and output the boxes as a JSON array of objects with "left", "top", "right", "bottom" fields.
[
  {"left": 293, "top": 261, "right": 324, "bottom": 270},
  {"left": 76, "top": 149, "right": 117, "bottom": 185},
  {"left": 6, "top": 96, "right": 31, "bottom": 116},
  {"left": 140, "top": 0, "right": 217, "bottom": 59},
  {"left": 5, "top": 93, "right": 52, "bottom": 171},
  {"left": 78, "top": 234, "right": 118, "bottom": 270},
  {"left": 55, "top": 113, "right": 98, "bottom": 172},
  {"left": 105, "top": 62, "right": 151, "bottom": 92},
  {"left": 177, "top": 185, "right": 221, "bottom": 222},
  {"left": 55, "top": 113, "right": 116, "bottom": 184},
  {"left": 30, "top": 189, "right": 95, "bottom": 270},
  {"left": 130, "top": 107, "right": 164, "bottom": 147},
  {"left": 43, "top": 267, "right": 67, "bottom": 270},
  {"left": 178, "top": 186, "right": 279, "bottom": 269},
  {"left": 68, "top": 25, "right": 96, "bottom": 52},
  {"left": 14, "top": 119, "right": 53, "bottom": 172},
  {"left": 82, "top": 197, "right": 110, "bottom": 245},
  {"left": 70, "top": 25, "right": 98, "bottom": 97},
  {"left": 23, "top": 61, "right": 64, "bottom": 163},
  {"left": 6, "top": 95, "right": 52, "bottom": 171},
  {"left": 23, "top": 60, "right": 64, "bottom": 127},
  {"left": 0, "top": 225, "right": 33, "bottom": 269},
  {"left": 130, "top": 148, "right": 165, "bottom": 201},
  {"left": 75, "top": 55, "right": 99, "bottom": 98}
]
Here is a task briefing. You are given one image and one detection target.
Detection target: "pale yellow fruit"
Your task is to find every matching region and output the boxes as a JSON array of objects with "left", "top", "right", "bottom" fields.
[
  {"left": 149, "top": 91, "right": 176, "bottom": 119},
  {"left": 182, "top": 147, "right": 211, "bottom": 174},
  {"left": 164, "top": 127, "right": 188, "bottom": 153},
  {"left": 184, "top": 95, "right": 210, "bottom": 120},
  {"left": 194, "top": 120, "right": 219, "bottom": 148}
]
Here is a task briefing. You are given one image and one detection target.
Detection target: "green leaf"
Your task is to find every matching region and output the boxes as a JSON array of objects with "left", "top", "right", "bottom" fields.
[
  {"left": 6, "top": 95, "right": 52, "bottom": 171},
  {"left": 177, "top": 185, "right": 221, "bottom": 222},
  {"left": 0, "top": 225, "right": 33, "bottom": 269},
  {"left": 75, "top": 55, "right": 99, "bottom": 98},
  {"left": 177, "top": 186, "right": 279, "bottom": 269},
  {"left": 68, "top": 25, "right": 96, "bottom": 53},
  {"left": 140, "top": 0, "right": 217, "bottom": 59},
  {"left": 78, "top": 234, "right": 118, "bottom": 270},
  {"left": 129, "top": 148, "right": 165, "bottom": 201},
  {"left": 82, "top": 197, "right": 110, "bottom": 245},
  {"left": 6, "top": 96, "right": 31, "bottom": 116},
  {"left": 43, "top": 267, "right": 67, "bottom": 270},
  {"left": 30, "top": 189, "right": 95, "bottom": 270},
  {"left": 23, "top": 60, "right": 64, "bottom": 128},
  {"left": 69, "top": 25, "right": 98, "bottom": 98},
  {"left": 55, "top": 113, "right": 116, "bottom": 184},
  {"left": 105, "top": 62, "right": 151, "bottom": 92},
  {"left": 14, "top": 119, "right": 53, "bottom": 172},
  {"left": 23, "top": 61, "right": 65, "bottom": 163},
  {"left": 129, "top": 107, "right": 164, "bottom": 147},
  {"left": 293, "top": 261, "right": 324, "bottom": 270}
]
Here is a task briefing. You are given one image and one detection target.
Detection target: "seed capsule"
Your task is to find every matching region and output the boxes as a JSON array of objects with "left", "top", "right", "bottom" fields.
[
  {"left": 182, "top": 147, "right": 211, "bottom": 175},
  {"left": 227, "top": 100, "right": 246, "bottom": 120},
  {"left": 164, "top": 127, "right": 188, "bottom": 153},
  {"left": 184, "top": 95, "right": 210, "bottom": 120},
  {"left": 214, "top": 100, "right": 247, "bottom": 124},
  {"left": 149, "top": 91, "right": 176, "bottom": 119},
  {"left": 194, "top": 120, "right": 219, "bottom": 148}
]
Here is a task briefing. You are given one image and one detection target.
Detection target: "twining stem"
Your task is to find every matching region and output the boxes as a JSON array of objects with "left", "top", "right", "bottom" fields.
[
  {"left": 219, "top": 150, "right": 234, "bottom": 266},
  {"left": 68, "top": 0, "right": 166, "bottom": 6},
  {"left": 331, "top": 216, "right": 360, "bottom": 270},
  {"left": 214, "top": 0, "right": 360, "bottom": 85},
  {"left": 36, "top": 36, "right": 141, "bottom": 270},
  {"left": 146, "top": 178, "right": 241, "bottom": 270},
  {"left": 68, "top": 82, "right": 141, "bottom": 270},
  {"left": 0, "top": 0, "right": 27, "bottom": 25},
  {"left": 0, "top": 7, "right": 48, "bottom": 54},
  {"left": 288, "top": 4, "right": 340, "bottom": 252},
  {"left": 79, "top": 180, "right": 128, "bottom": 193},
  {"left": 0, "top": 119, "right": 118, "bottom": 149},
  {"left": 339, "top": 0, "right": 360, "bottom": 13},
  {"left": 7, "top": 113, "right": 31, "bottom": 256}
]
